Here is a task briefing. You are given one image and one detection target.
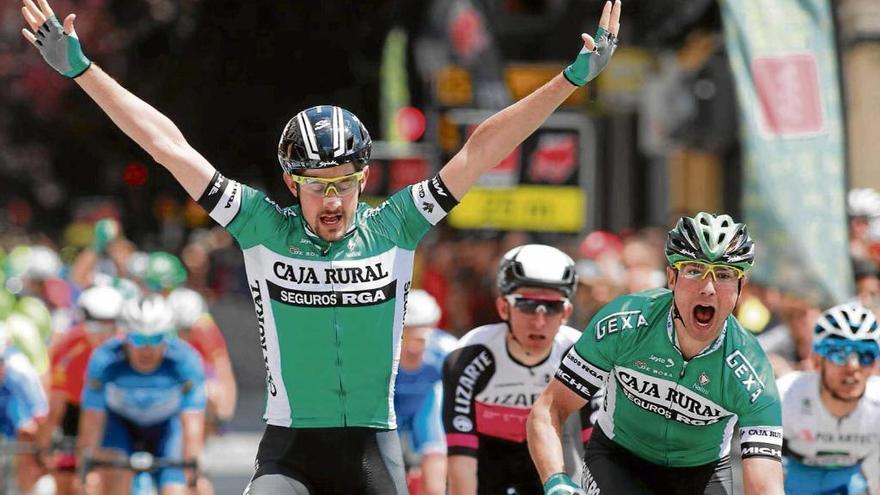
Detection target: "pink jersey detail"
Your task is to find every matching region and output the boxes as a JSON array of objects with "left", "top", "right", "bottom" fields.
[
  {"left": 475, "top": 402, "right": 530, "bottom": 443},
  {"left": 446, "top": 433, "right": 479, "bottom": 449}
]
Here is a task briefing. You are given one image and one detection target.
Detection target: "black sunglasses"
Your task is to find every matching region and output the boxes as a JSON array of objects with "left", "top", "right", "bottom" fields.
[{"left": 505, "top": 295, "right": 567, "bottom": 315}]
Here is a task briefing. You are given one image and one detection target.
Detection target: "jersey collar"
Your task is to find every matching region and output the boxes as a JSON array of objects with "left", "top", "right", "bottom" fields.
[{"left": 666, "top": 308, "right": 727, "bottom": 360}]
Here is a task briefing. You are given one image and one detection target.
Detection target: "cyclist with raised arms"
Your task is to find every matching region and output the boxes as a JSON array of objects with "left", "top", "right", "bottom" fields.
[
  {"left": 444, "top": 244, "right": 592, "bottom": 495},
  {"left": 20, "top": 0, "right": 621, "bottom": 492},
  {"left": 778, "top": 303, "right": 880, "bottom": 495},
  {"left": 394, "top": 290, "right": 456, "bottom": 495},
  {"left": 78, "top": 295, "right": 206, "bottom": 495},
  {"left": 528, "top": 212, "right": 784, "bottom": 495}
]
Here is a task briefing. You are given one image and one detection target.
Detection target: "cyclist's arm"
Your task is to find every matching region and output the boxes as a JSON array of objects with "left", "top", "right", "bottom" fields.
[
  {"left": 210, "top": 352, "right": 237, "bottom": 420},
  {"left": 75, "top": 409, "right": 105, "bottom": 456},
  {"left": 741, "top": 457, "right": 783, "bottom": 495},
  {"left": 35, "top": 390, "right": 67, "bottom": 449},
  {"left": 180, "top": 410, "right": 205, "bottom": 461},
  {"left": 527, "top": 379, "right": 587, "bottom": 483},
  {"left": 178, "top": 342, "right": 207, "bottom": 460},
  {"left": 68, "top": 248, "right": 98, "bottom": 289},
  {"left": 79, "top": 343, "right": 109, "bottom": 456},
  {"left": 441, "top": 343, "right": 494, "bottom": 495},
  {"left": 75, "top": 66, "right": 215, "bottom": 199},
  {"left": 437, "top": 1, "right": 619, "bottom": 200},
  {"left": 199, "top": 320, "right": 237, "bottom": 420},
  {"left": 735, "top": 344, "right": 784, "bottom": 494},
  {"left": 421, "top": 453, "right": 447, "bottom": 495},
  {"left": 414, "top": 381, "right": 447, "bottom": 495},
  {"left": 447, "top": 456, "right": 477, "bottom": 495}
]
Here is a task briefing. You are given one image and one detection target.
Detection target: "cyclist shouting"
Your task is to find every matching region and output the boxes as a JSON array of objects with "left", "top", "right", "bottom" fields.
[
  {"left": 21, "top": 0, "right": 621, "bottom": 492},
  {"left": 528, "top": 212, "right": 784, "bottom": 495},
  {"left": 778, "top": 303, "right": 880, "bottom": 495}
]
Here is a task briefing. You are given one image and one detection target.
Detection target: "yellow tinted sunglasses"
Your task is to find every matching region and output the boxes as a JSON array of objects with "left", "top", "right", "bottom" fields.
[
  {"left": 673, "top": 261, "right": 744, "bottom": 284},
  {"left": 290, "top": 170, "right": 365, "bottom": 197}
]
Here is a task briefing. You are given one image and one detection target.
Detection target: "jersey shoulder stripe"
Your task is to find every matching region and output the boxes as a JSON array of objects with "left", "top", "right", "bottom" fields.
[
  {"left": 409, "top": 175, "right": 458, "bottom": 225},
  {"left": 197, "top": 171, "right": 242, "bottom": 227}
]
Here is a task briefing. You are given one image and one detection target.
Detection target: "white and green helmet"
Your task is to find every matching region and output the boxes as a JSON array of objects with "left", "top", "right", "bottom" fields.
[{"left": 665, "top": 212, "right": 755, "bottom": 272}]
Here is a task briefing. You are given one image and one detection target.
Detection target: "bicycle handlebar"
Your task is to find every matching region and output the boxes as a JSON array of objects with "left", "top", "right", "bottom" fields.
[{"left": 79, "top": 449, "right": 200, "bottom": 486}]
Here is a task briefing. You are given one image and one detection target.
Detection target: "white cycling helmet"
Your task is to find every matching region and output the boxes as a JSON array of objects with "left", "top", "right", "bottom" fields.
[
  {"left": 79, "top": 285, "right": 125, "bottom": 321},
  {"left": 847, "top": 188, "right": 880, "bottom": 218},
  {"left": 813, "top": 303, "right": 880, "bottom": 345},
  {"left": 166, "top": 287, "right": 207, "bottom": 330},
  {"left": 120, "top": 295, "right": 175, "bottom": 337},
  {"left": 29, "top": 246, "right": 62, "bottom": 280},
  {"left": 404, "top": 290, "right": 441, "bottom": 328},
  {"left": 497, "top": 244, "right": 577, "bottom": 299}
]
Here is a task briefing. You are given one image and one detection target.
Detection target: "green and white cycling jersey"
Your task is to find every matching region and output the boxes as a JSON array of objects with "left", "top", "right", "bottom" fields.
[
  {"left": 556, "top": 289, "right": 783, "bottom": 467},
  {"left": 198, "top": 172, "right": 457, "bottom": 429}
]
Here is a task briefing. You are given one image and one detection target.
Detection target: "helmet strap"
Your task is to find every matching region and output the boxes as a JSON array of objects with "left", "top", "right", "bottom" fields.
[{"left": 670, "top": 270, "right": 688, "bottom": 331}]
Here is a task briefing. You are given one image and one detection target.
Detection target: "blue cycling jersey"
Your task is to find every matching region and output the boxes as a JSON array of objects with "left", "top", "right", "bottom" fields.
[
  {"left": 0, "top": 352, "right": 48, "bottom": 438},
  {"left": 82, "top": 337, "right": 206, "bottom": 426},
  {"left": 785, "top": 458, "right": 870, "bottom": 495},
  {"left": 394, "top": 329, "right": 456, "bottom": 456}
]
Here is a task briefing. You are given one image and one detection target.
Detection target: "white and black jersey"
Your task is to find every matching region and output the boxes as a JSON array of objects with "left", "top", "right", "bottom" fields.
[{"left": 442, "top": 322, "right": 598, "bottom": 494}]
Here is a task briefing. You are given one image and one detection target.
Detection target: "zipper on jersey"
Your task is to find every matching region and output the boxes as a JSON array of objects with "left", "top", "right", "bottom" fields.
[
  {"left": 662, "top": 359, "right": 688, "bottom": 467},
  {"left": 324, "top": 243, "right": 348, "bottom": 425}
]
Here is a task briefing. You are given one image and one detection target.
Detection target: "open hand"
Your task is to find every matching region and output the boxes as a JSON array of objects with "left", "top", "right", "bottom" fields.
[
  {"left": 20, "top": 0, "right": 91, "bottom": 78},
  {"left": 563, "top": 0, "right": 622, "bottom": 86}
]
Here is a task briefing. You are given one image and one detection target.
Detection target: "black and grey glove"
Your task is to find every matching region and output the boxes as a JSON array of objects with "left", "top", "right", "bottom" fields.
[
  {"left": 33, "top": 15, "right": 91, "bottom": 78},
  {"left": 562, "top": 27, "right": 618, "bottom": 87}
]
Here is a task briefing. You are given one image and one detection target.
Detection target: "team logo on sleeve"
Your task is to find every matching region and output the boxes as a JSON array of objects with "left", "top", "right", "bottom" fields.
[
  {"left": 453, "top": 415, "right": 473, "bottom": 432},
  {"left": 724, "top": 350, "right": 765, "bottom": 403},
  {"left": 410, "top": 175, "right": 458, "bottom": 225},
  {"left": 595, "top": 310, "right": 648, "bottom": 341},
  {"left": 197, "top": 171, "right": 242, "bottom": 227}
]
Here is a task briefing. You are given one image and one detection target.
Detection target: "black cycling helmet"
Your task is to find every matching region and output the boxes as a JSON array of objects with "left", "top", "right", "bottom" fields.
[
  {"left": 277, "top": 105, "right": 372, "bottom": 174},
  {"left": 665, "top": 212, "right": 755, "bottom": 272}
]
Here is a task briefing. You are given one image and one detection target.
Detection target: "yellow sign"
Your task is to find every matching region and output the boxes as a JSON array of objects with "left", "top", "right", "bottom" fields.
[
  {"left": 436, "top": 66, "right": 473, "bottom": 107},
  {"left": 505, "top": 64, "right": 586, "bottom": 106},
  {"left": 449, "top": 185, "right": 584, "bottom": 232}
]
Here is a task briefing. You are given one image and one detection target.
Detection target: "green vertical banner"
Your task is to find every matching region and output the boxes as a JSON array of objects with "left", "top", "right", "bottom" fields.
[{"left": 719, "top": 0, "right": 852, "bottom": 305}]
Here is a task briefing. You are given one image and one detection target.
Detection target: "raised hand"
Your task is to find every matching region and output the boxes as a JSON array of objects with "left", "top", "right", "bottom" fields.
[
  {"left": 563, "top": 0, "right": 622, "bottom": 87},
  {"left": 20, "top": 0, "right": 91, "bottom": 78}
]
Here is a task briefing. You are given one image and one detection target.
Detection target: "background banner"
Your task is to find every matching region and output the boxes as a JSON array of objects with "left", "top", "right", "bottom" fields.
[{"left": 719, "top": 0, "right": 852, "bottom": 305}]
